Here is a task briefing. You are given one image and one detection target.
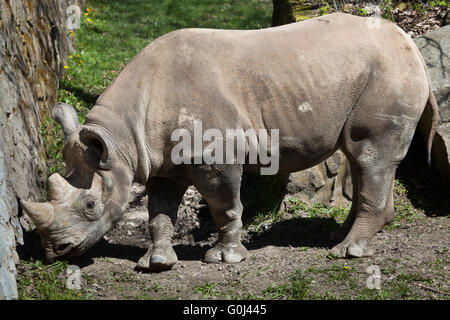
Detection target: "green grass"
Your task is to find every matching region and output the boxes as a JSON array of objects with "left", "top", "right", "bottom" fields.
[
  {"left": 61, "top": 0, "right": 272, "bottom": 107},
  {"left": 194, "top": 282, "right": 221, "bottom": 298},
  {"left": 249, "top": 198, "right": 351, "bottom": 233},
  {"left": 385, "top": 179, "right": 426, "bottom": 229},
  {"left": 17, "top": 260, "right": 91, "bottom": 300},
  {"left": 301, "top": 263, "right": 436, "bottom": 300},
  {"left": 263, "top": 270, "right": 312, "bottom": 300}
]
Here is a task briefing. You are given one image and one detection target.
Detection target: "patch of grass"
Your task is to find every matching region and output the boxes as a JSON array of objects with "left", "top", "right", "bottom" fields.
[
  {"left": 40, "top": 115, "right": 65, "bottom": 176},
  {"left": 380, "top": 0, "right": 395, "bottom": 21},
  {"left": 306, "top": 203, "right": 350, "bottom": 224},
  {"left": 116, "top": 272, "right": 139, "bottom": 283},
  {"left": 428, "top": 0, "right": 450, "bottom": 6},
  {"left": 134, "top": 293, "right": 153, "bottom": 300},
  {"left": 429, "top": 258, "right": 447, "bottom": 270},
  {"left": 318, "top": 3, "right": 331, "bottom": 16},
  {"left": 397, "top": 272, "right": 434, "bottom": 286},
  {"left": 263, "top": 270, "right": 312, "bottom": 300},
  {"left": 251, "top": 208, "right": 289, "bottom": 231},
  {"left": 306, "top": 263, "right": 357, "bottom": 288},
  {"left": 285, "top": 197, "right": 308, "bottom": 213},
  {"left": 326, "top": 264, "right": 353, "bottom": 282},
  {"left": 194, "top": 282, "right": 221, "bottom": 298},
  {"left": 303, "top": 262, "right": 432, "bottom": 300},
  {"left": 17, "top": 260, "right": 90, "bottom": 300},
  {"left": 386, "top": 179, "right": 425, "bottom": 229},
  {"left": 250, "top": 198, "right": 350, "bottom": 232},
  {"left": 152, "top": 283, "right": 163, "bottom": 292}
]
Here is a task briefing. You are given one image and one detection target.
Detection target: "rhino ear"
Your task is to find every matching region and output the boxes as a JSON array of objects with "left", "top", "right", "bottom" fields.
[
  {"left": 21, "top": 200, "right": 55, "bottom": 230},
  {"left": 52, "top": 103, "right": 80, "bottom": 141},
  {"left": 79, "top": 126, "right": 114, "bottom": 170}
]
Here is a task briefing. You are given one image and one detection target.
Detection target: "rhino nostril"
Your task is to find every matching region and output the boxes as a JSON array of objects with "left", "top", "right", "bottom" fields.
[{"left": 55, "top": 242, "right": 72, "bottom": 254}]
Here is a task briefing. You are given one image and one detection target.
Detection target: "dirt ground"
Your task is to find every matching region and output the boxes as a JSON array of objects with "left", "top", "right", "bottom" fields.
[{"left": 72, "top": 213, "right": 448, "bottom": 300}]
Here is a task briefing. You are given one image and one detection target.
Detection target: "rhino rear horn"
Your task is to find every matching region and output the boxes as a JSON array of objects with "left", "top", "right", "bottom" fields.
[
  {"left": 52, "top": 103, "right": 80, "bottom": 141},
  {"left": 48, "top": 173, "right": 72, "bottom": 201},
  {"left": 21, "top": 200, "right": 55, "bottom": 230},
  {"left": 79, "top": 126, "right": 114, "bottom": 170}
]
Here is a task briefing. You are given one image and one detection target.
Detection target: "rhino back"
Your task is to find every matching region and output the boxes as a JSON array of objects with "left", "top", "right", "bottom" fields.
[{"left": 87, "top": 13, "right": 427, "bottom": 176}]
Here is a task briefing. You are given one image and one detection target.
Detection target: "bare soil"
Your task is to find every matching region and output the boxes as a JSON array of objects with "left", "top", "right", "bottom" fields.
[{"left": 69, "top": 207, "right": 449, "bottom": 300}]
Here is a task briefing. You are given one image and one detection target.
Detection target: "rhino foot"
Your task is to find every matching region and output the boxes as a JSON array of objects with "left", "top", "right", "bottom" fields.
[
  {"left": 329, "top": 238, "right": 374, "bottom": 258},
  {"left": 136, "top": 245, "right": 178, "bottom": 271},
  {"left": 203, "top": 243, "right": 248, "bottom": 263}
]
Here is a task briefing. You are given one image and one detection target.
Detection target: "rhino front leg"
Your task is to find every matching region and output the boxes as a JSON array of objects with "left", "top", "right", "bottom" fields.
[
  {"left": 188, "top": 164, "right": 248, "bottom": 264},
  {"left": 136, "top": 177, "right": 188, "bottom": 271}
]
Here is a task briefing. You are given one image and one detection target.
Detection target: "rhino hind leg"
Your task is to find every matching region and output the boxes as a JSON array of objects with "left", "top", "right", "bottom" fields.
[
  {"left": 188, "top": 164, "right": 248, "bottom": 264},
  {"left": 329, "top": 159, "right": 397, "bottom": 258},
  {"left": 330, "top": 118, "right": 418, "bottom": 257},
  {"left": 136, "top": 177, "right": 188, "bottom": 271}
]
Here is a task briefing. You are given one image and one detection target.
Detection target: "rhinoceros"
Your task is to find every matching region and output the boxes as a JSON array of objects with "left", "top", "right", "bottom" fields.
[{"left": 21, "top": 13, "right": 438, "bottom": 270}]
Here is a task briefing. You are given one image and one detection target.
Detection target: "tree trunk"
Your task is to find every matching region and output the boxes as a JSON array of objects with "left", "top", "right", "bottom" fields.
[
  {"left": 272, "top": 0, "right": 326, "bottom": 26},
  {"left": 272, "top": 0, "right": 293, "bottom": 26}
]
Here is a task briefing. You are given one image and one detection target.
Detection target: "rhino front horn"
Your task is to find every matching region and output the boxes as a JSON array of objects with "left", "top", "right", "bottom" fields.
[
  {"left": 52, "top": 102, "right": 80, "bottom": 141},
  {"left": 20, "top": 200, "right": 55, "bottom": 230}
]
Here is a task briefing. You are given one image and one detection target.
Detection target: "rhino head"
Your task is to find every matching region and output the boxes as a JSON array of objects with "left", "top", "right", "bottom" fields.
[{"left": 21, "top": 103, "right": 132, "bottom": 262}]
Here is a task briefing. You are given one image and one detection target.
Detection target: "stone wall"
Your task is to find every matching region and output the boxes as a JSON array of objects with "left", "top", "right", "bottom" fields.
[{"left": 0, "top": 0, "right": 83, "bottom": 300}]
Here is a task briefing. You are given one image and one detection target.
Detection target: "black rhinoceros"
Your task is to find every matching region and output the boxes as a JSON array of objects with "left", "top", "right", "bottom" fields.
[{"left": 22, "top": 13, "right": 438, "bottom": 270}]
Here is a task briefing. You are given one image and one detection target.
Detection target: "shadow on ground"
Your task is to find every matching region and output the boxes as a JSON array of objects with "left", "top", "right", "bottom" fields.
[
  {"left": 17, "top": 215, "right": 340, "bottom": 268},
  {"left": 397, "top": 132, "right": 450, "bottom": 217},
  {"left": 245, "top": 217, "right": 339, "bottom": 250}
]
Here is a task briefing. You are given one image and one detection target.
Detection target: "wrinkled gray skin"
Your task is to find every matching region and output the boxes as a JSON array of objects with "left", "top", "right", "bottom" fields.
[{"left": 22, "top": 14, "right": 439, "bottom": 270}]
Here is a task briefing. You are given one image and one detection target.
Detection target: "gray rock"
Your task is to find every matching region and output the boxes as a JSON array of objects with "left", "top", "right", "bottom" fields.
[
  {"left": 414, "top": 26, "right": 450, "bottom": 181},
  {"left": 281, "top": 150, "right": 352, "bottom": 209}
]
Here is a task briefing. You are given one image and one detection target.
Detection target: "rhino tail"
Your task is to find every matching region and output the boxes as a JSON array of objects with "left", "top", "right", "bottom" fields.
[{"left": 424, "top": 83, "right": 439, "bottom": 167}]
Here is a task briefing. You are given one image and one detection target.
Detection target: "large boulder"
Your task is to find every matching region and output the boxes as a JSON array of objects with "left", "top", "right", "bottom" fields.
[
  {"left": 281, "top": 150, "right": 352, "bottom": 208},
  {"left": 414, "top": 25, "right": 450, "bottom": 182},
  {"left": 0, "top": 0, "right": 83, "bottom": 300}
]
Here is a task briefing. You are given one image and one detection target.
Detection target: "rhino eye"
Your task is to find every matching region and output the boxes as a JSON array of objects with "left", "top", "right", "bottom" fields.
[{"left": 86, "top": 200, "right": 96, "bottom": 210}]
